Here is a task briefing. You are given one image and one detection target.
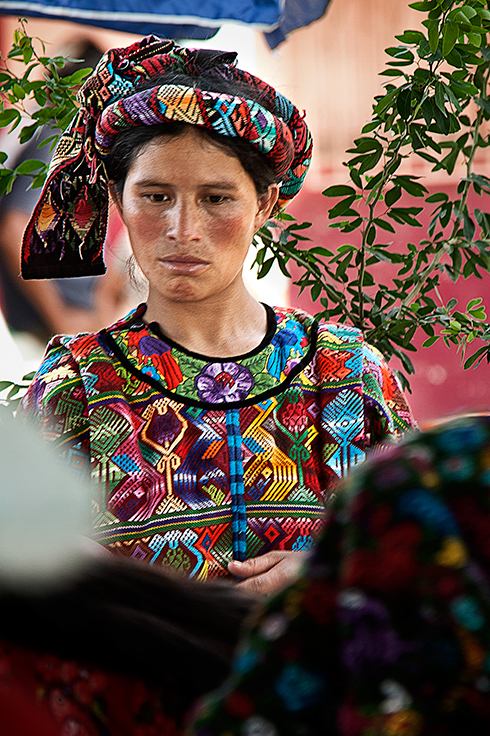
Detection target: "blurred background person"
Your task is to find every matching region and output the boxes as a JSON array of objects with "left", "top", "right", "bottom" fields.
[{"left": 0, "top": 38, "right": 133, "bottom": 362}]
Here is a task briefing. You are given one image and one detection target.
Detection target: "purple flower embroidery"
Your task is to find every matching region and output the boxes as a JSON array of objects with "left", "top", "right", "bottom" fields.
[
  {"left": 195, "top": 362, "right": 254, "bottom": 403},
  {"left": 139, "top": 335, "right": 171, "bottom": 357}
]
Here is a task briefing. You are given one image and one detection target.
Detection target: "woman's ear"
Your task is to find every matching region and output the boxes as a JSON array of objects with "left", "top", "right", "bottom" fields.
[
  {"left": 108, "top": 182, "right": 124, "bottom": 222},
  {"left": 254, "top": 184, "right": 280, "bottom": 231}
]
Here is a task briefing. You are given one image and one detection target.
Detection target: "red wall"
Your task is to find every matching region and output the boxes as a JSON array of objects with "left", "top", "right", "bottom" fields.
[{"left": 287, "top": 184, "right": 490, "bottom": 426}]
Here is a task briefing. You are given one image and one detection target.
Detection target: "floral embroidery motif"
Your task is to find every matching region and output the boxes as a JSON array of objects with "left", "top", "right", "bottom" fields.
[
  {"left": 109, "top": 305, "right": 317, "bottom": 407},
  {"left": 195, "top": 362, "right": 255, "bottom": 403}
]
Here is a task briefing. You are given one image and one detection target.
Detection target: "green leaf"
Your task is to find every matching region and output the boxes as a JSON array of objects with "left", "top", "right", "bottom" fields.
[
  {"left": 15, "top": 159, "right": 44, "bottom": 175},
  {"left": 379, "top": 69, "right": 404, "bottom": 77},
  {"left": 12, "top": 82, "right": 26, "bottom": 99},
  {"left": 426, "top": 192, "right": 448, "bottom": 203},
  {"left": 422, "top": 335, "right": 440, "bottom": 347},
  {"left": 433, "top": 104, "right": 451, "bottom": 134},
  {"left": 0, "top": 108, "right": 21, "bottom": 129},
  {"left": 475, "top": 97, "right": 490, "bottom": 115},
  {"left": 463, "top": 211, "right": 475, "bottom": 241},
  {"left": 322, "top": 185, "right": 356, "bottom": 197},
  {"left": 257, "top": 258, "right": 274, "bottom": 278},
  {"left": 19, "top": 122, "right": 41, "bottom": 144},
  {"left": 467, "top": 297, "right": 483, "bottom": 310},
  {"left": 409, "top": 1, "right": 437, "bottom": 10},
  {"left": 310, "top": 281, "right": 322, "bottom": 302},
  {"left": 366, "top": 225, "right": 376, "bottom": 245},
  {"left": 385, "top": 47, "right": 415, "bottom": 61},
  {"left": 349, "top": 168, "right": 362, "bottom": 188},
  {"left": 328, "top": 196, "right": 356, "bottom": 218},
  {"left": 442, "top": 20, "right": 459, "bottom": 57},
  {"left": 0, "top": 381, "right": 16, "bottom": 392},
  {"left": 7, "top": 384, "right": 20, "bottom": 400},
  {"left": 426, "top": 18, "right": 439, "bottom": 52},
  {"left": 62, "top": 67, "right": 91, "bottom": 86},
  {"left": 347, "top": 137, "right": 383, "bottom": 154},
  {"left": 385, "top": 187, "right": 402, "bottom": 207},
  {"left": 403, "top": 324, "right": 417, "bottom": 347},
  {"left": 361, "top": 119, "right": 382, "bottom": 131},
  {"left": 395, "top": 176, "right": 428, "bottom": 196},
  {"left": 395, "top": 30, "right": 425, "bottom": 44},
  {"left": 464, "top": 345, "right": 488, "bottom": 369},
  {"left": 358, "top": 150, "right": 383, "bottom": 174},
  {"left": 374, "top": 88, "right": 399, "bottom": 115},
  {"left": 373, "top": 217, "right": 396, "bottom": 233},
  {"left": 397, "top": 88, "right": 412, "bottom": 119}
]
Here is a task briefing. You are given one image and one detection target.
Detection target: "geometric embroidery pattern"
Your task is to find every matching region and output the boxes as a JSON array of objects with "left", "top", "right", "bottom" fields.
[{"left": 20, "top": 304, "right": 415, "bottom": 580}]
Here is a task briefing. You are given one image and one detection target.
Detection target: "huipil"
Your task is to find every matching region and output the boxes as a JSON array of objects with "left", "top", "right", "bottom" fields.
[{"left": 21, "top": 303, "right": 415, "bottom": 578}]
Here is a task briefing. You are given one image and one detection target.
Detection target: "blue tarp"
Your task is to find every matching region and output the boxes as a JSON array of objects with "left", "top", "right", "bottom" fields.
[
  {"left": 0, "top": 0, "right": 332, "bottom": 48},
  {"left": 265, "top": 0, "right": 332, "bottom": 48}
]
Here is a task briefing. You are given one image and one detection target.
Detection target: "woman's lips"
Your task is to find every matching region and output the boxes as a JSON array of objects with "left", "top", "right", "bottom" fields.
[{"left": 159, "top": 255, "right": 210, "bottom": 274}]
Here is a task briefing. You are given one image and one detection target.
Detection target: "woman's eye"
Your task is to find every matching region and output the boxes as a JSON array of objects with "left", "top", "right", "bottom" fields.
[
  {"left": 145, "top": 193, "right": 169, "bottom": 203},
  {"left": 205, "top": 195, "right": 228, "bottom": 205}
]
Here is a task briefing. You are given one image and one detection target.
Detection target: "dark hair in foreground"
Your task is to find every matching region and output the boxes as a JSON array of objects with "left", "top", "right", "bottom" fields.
[
  {"left": 106, "top": 71, "right": 280, "bottom": 202},
  {"left": 0, "top": 556, "right": 255, "bottom": 709}
]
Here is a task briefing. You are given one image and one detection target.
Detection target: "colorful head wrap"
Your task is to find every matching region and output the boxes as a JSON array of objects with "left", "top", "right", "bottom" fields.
[{"left": 21, "top": 36, "right": 312, "bottom": 280}]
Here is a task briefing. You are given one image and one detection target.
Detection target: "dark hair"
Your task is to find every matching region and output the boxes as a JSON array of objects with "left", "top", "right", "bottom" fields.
[
  {"left": 0, "top": 554, "right": 256, "bottom": 716},
  {"left": 105, "top": 70, "right": 280, "bottom": 201}
]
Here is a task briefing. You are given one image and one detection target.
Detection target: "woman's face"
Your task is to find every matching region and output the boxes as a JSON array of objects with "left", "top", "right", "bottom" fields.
[{"left": 113, "top": 127, "right": 278, "bottom": 308}]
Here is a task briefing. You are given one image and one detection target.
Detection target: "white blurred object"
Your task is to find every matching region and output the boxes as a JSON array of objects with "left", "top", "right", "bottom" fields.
[
  {"left": 0, "top": 412, "right": 91, "bottom": 592},
  {"left": 243, "top": 244, "right": 290, "bottom": 307},
  {"left": 0, "top": 309, "right": 27, "bottom": 383}
]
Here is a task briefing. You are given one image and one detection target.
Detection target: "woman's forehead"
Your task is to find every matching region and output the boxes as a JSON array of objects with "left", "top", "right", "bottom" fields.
[{"left": 127, "top": 128, "right": 253, "bottom": 186}]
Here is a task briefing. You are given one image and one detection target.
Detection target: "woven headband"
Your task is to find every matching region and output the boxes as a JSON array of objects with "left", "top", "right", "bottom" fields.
[
  {"left": 95, "top": 86, "right": 295, "bottom": 178},
  {"left": 21, "top": 36, "right": 312, "bottom": 280}
]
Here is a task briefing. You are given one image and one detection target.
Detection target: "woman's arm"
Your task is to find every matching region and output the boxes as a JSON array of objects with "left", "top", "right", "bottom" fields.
[{"left": 19, "top": 338, "right": 91, "bottom": 464}]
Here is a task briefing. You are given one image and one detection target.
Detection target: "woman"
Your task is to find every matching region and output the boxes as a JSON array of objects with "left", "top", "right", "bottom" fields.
[
  {"left": 191, "top": 414, "right": 490, "bottom": 736},
  {"left": 20, "top": 36, "right": 414, "bottom": 595}
]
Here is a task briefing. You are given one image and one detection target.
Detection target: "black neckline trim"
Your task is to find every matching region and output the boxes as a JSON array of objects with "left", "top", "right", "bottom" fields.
[
  {"left": 145, "top": 303, "right": 277, "bottom": 362},
  {"left": 99, "top": 313, "right": 319, "bottom": 411}
]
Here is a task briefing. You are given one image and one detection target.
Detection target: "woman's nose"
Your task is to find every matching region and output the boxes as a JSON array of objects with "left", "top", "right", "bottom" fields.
[{"left": 166, "top": 200, "right": 201, "bottom": 243}]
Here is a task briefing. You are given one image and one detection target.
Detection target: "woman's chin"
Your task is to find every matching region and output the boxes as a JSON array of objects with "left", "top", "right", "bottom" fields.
[{"left": 152, "top": 283, "right": 210, "bottom": 304}]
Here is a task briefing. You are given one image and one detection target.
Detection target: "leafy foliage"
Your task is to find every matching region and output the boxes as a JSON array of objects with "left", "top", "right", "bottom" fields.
[
  {"left": 0, "top": 15, "right": 489, "bottom": 391},
  {"left": 0, "top": 19, "right": 88, "bottom": 196},
  {"left": 0, "top": 372, "right": 35, "bottom": 415},
  {"left": 255, "top": 0, "right": 490, "bottom": 389}
]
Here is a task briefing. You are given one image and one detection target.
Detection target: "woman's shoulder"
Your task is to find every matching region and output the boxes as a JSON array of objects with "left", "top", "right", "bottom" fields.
[
  {"left": 273, "top": 306, "right": 365, "bottom": 349},
  {"left": 43, "top": 304, "right": 145, "bottom": 359}
]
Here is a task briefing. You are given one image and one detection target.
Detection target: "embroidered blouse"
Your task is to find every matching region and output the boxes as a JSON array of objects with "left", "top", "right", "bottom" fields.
[{"left": 21, "top": 304, "right": 415, "bottom": 578}]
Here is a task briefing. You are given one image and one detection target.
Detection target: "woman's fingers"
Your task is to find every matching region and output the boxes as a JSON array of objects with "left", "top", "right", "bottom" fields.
[
  {"left": 228, "top": 551, "right": 310, "bottom": 596},
  {"left": 228, "top": 551, "right": 283, "bottom": 578}
]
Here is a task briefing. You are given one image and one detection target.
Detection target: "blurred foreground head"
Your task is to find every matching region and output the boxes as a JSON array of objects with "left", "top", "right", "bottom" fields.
[
  {"left": 0, "top": 407, "right": 253, "bottom": 659},
  {"left": 0, "top": 410, "right": 91, "bottom": 591}
]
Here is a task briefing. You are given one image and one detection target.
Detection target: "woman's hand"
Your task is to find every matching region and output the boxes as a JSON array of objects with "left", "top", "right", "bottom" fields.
[{"left": 228, "top": 550, "right": 310, "bottom": 597}]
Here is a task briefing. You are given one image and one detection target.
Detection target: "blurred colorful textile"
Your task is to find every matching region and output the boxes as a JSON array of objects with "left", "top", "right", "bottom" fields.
[{"left": 191, "top": 414, "right": 490, "bottom": 735}]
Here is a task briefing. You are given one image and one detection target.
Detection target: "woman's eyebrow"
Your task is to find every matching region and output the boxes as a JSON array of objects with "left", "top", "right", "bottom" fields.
[{"left": 134, "top": 179, "right": 239, "bottom": 190}]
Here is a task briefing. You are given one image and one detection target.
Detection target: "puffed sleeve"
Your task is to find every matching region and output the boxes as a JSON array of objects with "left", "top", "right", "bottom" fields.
[
  {"left": 361, "top": 342, "right": 416, "bottom": 446},
  {"left": 18, "top": 336, "right": 90, "bottom": 475}
]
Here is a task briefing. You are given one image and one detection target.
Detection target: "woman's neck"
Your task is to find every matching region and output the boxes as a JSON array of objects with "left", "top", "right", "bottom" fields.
[{"left": 144, "top": 286, "right": 268, "bottom": 358}]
